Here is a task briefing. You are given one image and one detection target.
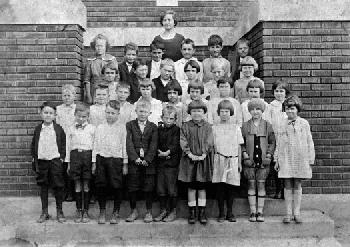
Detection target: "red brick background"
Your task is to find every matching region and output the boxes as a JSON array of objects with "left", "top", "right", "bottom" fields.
[
  {"left": 243, "top": 21, "right": 350, "bottom": 194},
  {"left": 0, "top": 24, "right": 84, "bottom": 196}
]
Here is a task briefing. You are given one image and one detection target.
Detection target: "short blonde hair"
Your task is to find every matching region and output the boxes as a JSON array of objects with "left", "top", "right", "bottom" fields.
[
  {"left": 136, "top": 99, "right": 151, "bottom": 111},
  {"left": 62, "top": 84, "right": 76, "bottom": 94},
  {"left": 160, "top": 58, "right": 175, "bottom": 70}
]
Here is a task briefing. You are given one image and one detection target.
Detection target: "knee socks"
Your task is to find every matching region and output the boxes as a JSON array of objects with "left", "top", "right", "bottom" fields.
[
  {"left": 145, "top": 192, "right": 153, "bottom": 211},
  {"left": 75, "top": 192, "right": 82, "bottom": 210},
  {"left": 97, "top": 187, "right": 107, "bottom": 210},
  {"left": 113, "top": 189, "right": 122, "bottom": 213},
  {"left": 169, "top": 196, "right": 177, "bottom": 211},
  {"left": 83, "top": 192, "right": 89, "bottom": 211},
  {"left": 159, "top": 196, "right": 167, "bottom": 211},
  {"left": 40, "top": 186, "right": 49, "bottom": 213},
  {"left": 226, "top": 186, "right": 235, "bottom": 215},
  {"left": 54, "top": 187, "right": 64, "bottom": 211},
  {"left": 129, "top": 192, "right": 137, "bottom": 209},
  {"left": 216, "top": 185, "right": 225, "bottom": 216}
]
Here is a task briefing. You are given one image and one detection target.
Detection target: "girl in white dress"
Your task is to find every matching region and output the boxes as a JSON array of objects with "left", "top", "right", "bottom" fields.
[
  {"left": 274, "top": 95, "right": 315, "bottom": 224},
  {"left": 268, "top": 79, "right": 290, "bottom": 199},
  {"left": 212, "top": 100, "right": 244, "bottom": 222}
]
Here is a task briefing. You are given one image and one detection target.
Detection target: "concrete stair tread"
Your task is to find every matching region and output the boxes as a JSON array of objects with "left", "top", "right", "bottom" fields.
[{"left": 13, "top": 210, "right": 333, "bottom": 245}]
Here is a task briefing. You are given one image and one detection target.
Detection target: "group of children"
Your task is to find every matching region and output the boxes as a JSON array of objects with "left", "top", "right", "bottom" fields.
[{"left": 31, "top": 10, "right": 315, "bottom": 226}]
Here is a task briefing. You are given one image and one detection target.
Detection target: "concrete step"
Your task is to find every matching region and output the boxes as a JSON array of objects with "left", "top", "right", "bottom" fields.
[
  {"left": 12, "top": 210, "right": 334, "bottom": 246},
  {"left": 0, "top": 197, "right": 338, "bottom": 246}
]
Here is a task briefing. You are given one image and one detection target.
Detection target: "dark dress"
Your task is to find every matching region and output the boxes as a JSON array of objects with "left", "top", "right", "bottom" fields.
[
  {"left": 153, "top": 33, "right": 185, "bottom": 62},
  {"left": 178, "top": 119, "right": 214, "bottom": 183}
]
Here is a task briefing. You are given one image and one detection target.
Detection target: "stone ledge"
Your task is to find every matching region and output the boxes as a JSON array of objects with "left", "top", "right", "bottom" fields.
[{"left": 0, "top": 0, "right": 87, "bottom": 29}]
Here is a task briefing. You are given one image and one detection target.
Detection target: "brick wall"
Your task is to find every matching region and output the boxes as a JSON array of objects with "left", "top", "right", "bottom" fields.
[
  {"left": 242, "top": 21, "right": 350, "bottom": 194},
  {"left": 82, "top": 0, "right": 256, "bottom": 28},
  {"left": 0, "top": 24, "right": 84, "bottom": 196}
]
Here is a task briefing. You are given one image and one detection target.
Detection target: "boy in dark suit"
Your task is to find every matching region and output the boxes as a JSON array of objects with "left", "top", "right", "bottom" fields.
[
  {"left": 126, "top": 99, "right": 158, "bottom": 223},
  {"left": 147, "top": 41, "right": 165, "bottom": 80},
  {"left": 152, "top": 58, "right": 179, "bottom": 102},
  {"left": 119, "top": 42, "right": 138, "bottom": 84},
  {"left": 31, "top": 102, "right": 66, "bottom": 223},
  {"left": 153, "top": 106, "right": 180, "bottom": 222}
]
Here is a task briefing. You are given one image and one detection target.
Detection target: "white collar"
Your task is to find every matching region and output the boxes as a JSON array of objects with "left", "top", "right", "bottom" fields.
[{"left": 42, "top": 123, "right": 54, "bottom": 129}]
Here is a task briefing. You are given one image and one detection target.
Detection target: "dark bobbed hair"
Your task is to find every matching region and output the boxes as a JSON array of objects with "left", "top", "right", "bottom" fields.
[
  {"left": 184, "top": 60, "right": 201, "bottom": 73},
  {"left": 40, "top": 101, "right": 56, "bottom": 111},
  {"left": 166, "top": 80, "right": 182, "bottom": 96},
  {"left": 187, "top": 100, "right": 207, "bottom": 114},
  {"left": 246, "top": 78, "right": 265, "bottom": 95},
  {"left": 187, "top": 81, "right": 204, "bottom": 95},
  {"left": 272, "top": 78, "right": 290, "bottom": 96},
  {"left": 283, "top": 94, "right": 302, "bottom": 112},
  {"left": 217, "top": 99, "right": 234, "bottom": 116},
  {"left": 216, "top": 76, "right": 233, "bottom": 88}
]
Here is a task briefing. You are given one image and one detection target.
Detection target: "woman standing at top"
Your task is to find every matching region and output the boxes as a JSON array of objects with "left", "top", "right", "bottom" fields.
[{"left": 153, "top": 10, "right": 185, "bottom": 62}]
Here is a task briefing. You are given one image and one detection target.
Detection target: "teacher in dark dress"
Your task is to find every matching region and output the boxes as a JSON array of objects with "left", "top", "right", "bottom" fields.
[{"left": 153, "top": 10, "right": 185, "bottom": 62}]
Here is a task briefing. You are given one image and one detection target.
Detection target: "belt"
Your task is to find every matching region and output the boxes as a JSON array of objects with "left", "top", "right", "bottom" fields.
[
  {"left": 73, "top": 149, "right": 91, "bottom": 153},
  {"left": 216, "top": 152, "right": 238, "bottom": 159}
]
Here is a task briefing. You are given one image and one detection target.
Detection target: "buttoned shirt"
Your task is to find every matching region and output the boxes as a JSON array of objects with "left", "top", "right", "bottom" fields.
[
  {"left": 174, "top": 57, "right": 203, "bottom": 83},
  {"left": 56, "top": 103, "right": 76, "bottom": 134},
  {"left": 92, "top": 122, "right": 128, "bottom": 163},
  {"left": 38, "top": 123, "right": 60, "bottom": 160},
  {"left": 66, "top": 122, "right": 95, "bottom": 162},
  {"left": 150, "top": 60, "right": 161, "bottom": 81}
]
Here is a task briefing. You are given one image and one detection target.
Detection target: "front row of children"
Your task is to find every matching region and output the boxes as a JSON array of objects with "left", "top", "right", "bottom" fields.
[{"left": 32, "top": 83, "right": 314, "bottom": 226}]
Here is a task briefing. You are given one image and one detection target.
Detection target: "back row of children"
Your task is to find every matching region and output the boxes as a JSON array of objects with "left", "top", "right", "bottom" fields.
[{"left": 32, "top": 24, "right": 315, "bottom": 225}]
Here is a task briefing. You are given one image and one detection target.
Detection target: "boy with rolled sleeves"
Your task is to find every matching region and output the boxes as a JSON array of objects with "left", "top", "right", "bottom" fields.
[
  {"left": 154, "top": 106, "right": 180, "bottom": 222},
  {"left": 126, "top": 100, "right": 158, "bottom": 223},
  {"left": 31, "top": 102, "right": 66, "bottom": 223},
  {"left": 66, "top": 103, "right": 96, "bottom": 223},
  {"left": 93, "top": 100, "right": 128, "bottom": 224}
]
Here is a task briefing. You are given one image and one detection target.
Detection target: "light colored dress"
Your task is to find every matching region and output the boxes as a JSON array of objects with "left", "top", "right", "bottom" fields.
[
  {"left": 268, "top": 99, "right": 287, "bottom": 136},
  {"left": 212, "top": 124, "right": 244, "bottom": 186},
  {"left": 275, "top": 117, "right": 315, "bottom": 179},
  {"left": 208, "top": 97, "right": 243, "bottom": 127}
]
